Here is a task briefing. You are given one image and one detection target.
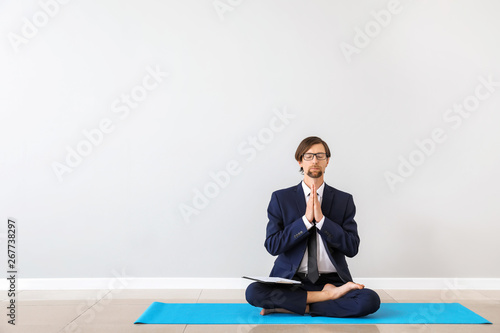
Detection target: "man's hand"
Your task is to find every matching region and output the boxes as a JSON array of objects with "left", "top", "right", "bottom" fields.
[
  {"left": 305, "top": 183, "right": 323, "bottom": 223},
  {"left": 312, "top": 183, "right": 324, "bottom": 222}
]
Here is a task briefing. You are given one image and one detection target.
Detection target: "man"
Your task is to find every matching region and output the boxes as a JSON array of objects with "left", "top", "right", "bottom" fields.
[{"left": 245, "top": 136, "right": 380, "bottom": 317}]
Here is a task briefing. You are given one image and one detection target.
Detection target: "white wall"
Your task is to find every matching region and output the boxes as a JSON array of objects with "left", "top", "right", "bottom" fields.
[{"left": 1, "top": 0, "right": 499, "bottom": 280}]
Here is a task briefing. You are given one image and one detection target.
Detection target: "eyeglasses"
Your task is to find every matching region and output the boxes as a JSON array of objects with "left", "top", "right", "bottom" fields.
[{"left": 302, "top": 153, "right": 327, "bottom": 161}]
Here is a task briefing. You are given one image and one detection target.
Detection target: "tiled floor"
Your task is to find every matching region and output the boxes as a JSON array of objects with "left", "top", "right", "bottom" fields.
[{"left": 1, "top": 289, "right": 499, "bottom": 332}]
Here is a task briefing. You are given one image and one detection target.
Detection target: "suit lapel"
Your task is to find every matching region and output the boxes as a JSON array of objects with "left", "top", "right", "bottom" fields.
[
  {"left": 321, "top": 183, "right": 335, "bottom": 217},
  {"left": 294, "top": 183, "right": 306, "bottom": 214}
]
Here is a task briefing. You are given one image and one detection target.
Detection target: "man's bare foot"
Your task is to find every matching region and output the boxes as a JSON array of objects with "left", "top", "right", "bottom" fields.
[
  {"left": 322, "top": 282, "right": 364, "bottom": 300},
  {"left": 260, "top": 308, "right": 294, "bottom": 315}
]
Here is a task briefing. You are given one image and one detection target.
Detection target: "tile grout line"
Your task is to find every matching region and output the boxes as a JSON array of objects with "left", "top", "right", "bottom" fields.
[
  {"left": 57, "top": 290, "right": 113, "bottom": 333},
  {"left": 196, "top": 289, "right": 203, "bottom": 303},
  {"left": 382, "top": 288, "right": 398, "bottom": 303}
]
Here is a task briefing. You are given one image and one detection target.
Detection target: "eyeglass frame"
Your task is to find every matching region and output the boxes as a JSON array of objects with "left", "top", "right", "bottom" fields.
[{"left": 302, "top": 153, "right": 328, "bottom": 161}]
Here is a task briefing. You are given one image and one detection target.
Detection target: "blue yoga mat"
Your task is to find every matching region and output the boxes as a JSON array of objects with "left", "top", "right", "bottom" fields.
[{"left": 134, "top": 302, "right": 491, "bottom": 325}]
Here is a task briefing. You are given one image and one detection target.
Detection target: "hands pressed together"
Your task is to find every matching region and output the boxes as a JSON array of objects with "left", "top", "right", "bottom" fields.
[{"left": 305, "top": 183, "right": 323, "bottom": 224}]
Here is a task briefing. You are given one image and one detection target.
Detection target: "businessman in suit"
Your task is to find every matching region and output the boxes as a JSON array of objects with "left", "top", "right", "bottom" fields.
[{"left": 245, "top": 136, "right": 380, "bottom": 317}]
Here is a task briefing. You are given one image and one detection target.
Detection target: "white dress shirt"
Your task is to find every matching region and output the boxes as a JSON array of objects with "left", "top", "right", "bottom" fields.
[{"left": 297, "top": 181, "right": 337, "bottom": 274}]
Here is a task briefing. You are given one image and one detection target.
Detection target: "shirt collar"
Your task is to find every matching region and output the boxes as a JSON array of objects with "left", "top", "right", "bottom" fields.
[{"left": 301, "top": 181, "right": 325, "bottom": 198}]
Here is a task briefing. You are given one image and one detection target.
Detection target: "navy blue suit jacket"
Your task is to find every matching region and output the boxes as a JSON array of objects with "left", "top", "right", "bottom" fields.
[{"left": 265, "top": 183, "right": 360, "bottom": 283}]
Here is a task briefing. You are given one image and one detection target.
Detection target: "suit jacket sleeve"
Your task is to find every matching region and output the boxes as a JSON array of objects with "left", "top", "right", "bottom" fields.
[
  {"left": 319, "top": 194, "right": 360, "bottom": 258},
  {"left": 264, "top": 192, "right": 308, "bottom": 256}
]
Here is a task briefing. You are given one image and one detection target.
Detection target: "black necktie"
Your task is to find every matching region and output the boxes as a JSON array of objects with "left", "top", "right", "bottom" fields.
[{"left": 307, "top": 223, "right": 319, "bottom": 284}]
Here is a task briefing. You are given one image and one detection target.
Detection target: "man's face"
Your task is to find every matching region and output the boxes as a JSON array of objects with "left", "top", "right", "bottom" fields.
[{"left": 299, "top": 143, "right": 330, "bottom": 179}]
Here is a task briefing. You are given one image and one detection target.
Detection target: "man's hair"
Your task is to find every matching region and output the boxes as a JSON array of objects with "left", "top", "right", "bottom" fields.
[{"left": 295, "top": 136, "right": 331, "bottom": 174}]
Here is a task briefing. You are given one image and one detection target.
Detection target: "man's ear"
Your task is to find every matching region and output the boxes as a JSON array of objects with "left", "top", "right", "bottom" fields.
[
  {"left": 297, "top": 160, "right": 304, "bottom": 174},
  {"left": 325, "top": 157, "right": 330, "bottom": 168}
]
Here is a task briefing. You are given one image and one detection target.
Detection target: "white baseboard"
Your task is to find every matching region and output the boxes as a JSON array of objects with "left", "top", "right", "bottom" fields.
[
  {"left": 354, "top": 278, "right": 500, "bottom": 290},
  {"left": 1, "top": 277, "right": 499, "bottom": 290}
]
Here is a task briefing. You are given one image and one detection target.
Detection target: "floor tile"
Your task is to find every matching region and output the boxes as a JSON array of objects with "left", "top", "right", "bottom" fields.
[
  {"left": 308, "top": 324, "right": 382, "bottom": 332},
  {"left": 384, "top": 290, "right": 441, "bottom": 302},
  {"left": 93, "top": 289, "right": 202, "bottom": 305},
  {"left": 0, "top": 289, "right": 498, "bottom": 332},
  {"left": 1, "top": 324, "right": 70, "bottom": 333},
  {"left": 94, "top": 298, "right": 194, "bottom": 306},
  {"left": 17, "top": 299, "right": 99, "bottom": 307},
  {"left": 384, "top": 290, "right": 490, "bottom": 302},
  {"left": 376, "top": 324, "right": 431, "bottom": 332},
  {"left": 106, "top": 289, "right": 201, "bottom": 300},
  {"left": 198, "top": 289, "right": 247, "bottom": 303},
  {"left": 439, "top": 290, "right": 492, "bottom": 302},
  {"left": 72, "top": 303, "right": 153, "bottom": 326},
  {"left": 426, "top": 324, "right": 499, "bottom": 332},
  {"left": 68, "top": 324, "right": 186, "bottom": 332},
  {"left": 0, "top": 304, "right": 86, "bottom": 330},
  {"left": 184, "top": 324, "right": 310, "bottom": 333},
  {"left": 375, "top": 290, "right": 397, "bottom": 303},
  {"left": 18, "top": 290, "right": 106, "bottom": 302},
  {"left": 477, "top": 290, "right": 500, "bottom": 301}
]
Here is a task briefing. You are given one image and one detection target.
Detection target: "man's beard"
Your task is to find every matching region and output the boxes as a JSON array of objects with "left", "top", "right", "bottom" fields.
[{"left": 307, "top": 169, "right": 323, "bottom": 179}]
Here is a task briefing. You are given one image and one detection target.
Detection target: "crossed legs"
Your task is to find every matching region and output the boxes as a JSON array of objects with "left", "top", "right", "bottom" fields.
[{"left": 245, "top": 276, "right": 380, "bottom": 318}]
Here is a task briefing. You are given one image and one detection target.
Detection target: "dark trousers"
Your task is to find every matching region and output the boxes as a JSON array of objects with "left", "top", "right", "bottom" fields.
[{"left": 245, "top": 273, "right": 380, "bottom": 318}]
